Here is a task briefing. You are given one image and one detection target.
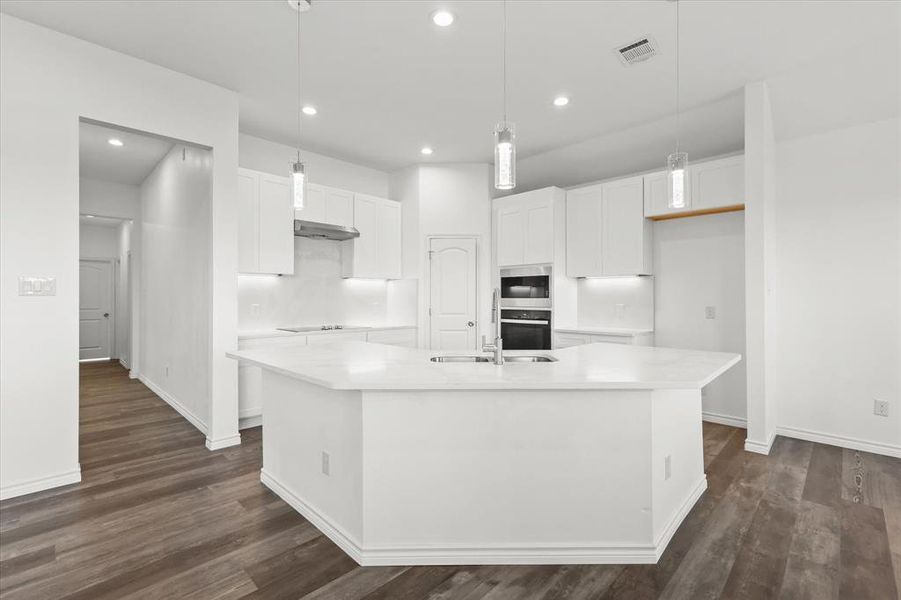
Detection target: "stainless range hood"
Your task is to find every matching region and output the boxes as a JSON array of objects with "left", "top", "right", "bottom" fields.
[{"left": 293, "top": 220, "right": 360, "bottom": 241}]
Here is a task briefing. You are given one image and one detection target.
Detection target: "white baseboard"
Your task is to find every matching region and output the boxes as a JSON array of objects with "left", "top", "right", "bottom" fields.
[
  {"left": 128, "top": 369, "right": 139, "bottom": 379},
  {"left": 653, "top": 477, "right": 707, "bottom": 558},
  {"left": 205, "top": 434, "right": 242, "bottom": 451},
  {"left": 119, "top": 357, "right": 130, "bottom": 369},
  {"left": 702, "top": 411, "right": 747, "bottom": 429},
  {"left": 239, "top": 414, "right": 262, "bottom": 430},
  {"left": 744, "top": 432, "right": 776, "bottom": 455},
  {"left": 0, "top": 466, "right": 81, "bottom": 501},
  {"left": 776, "top": 425, "right": 901, "bottom": 458},
  {"left": 139, "top": 374, "right": 208, "bottom": 436},
  {"left": 79, "top": 357, "right": 111, "bottom": 363},
  {"left": 261, "top": 469, "right": 680, "bottom": 566}
]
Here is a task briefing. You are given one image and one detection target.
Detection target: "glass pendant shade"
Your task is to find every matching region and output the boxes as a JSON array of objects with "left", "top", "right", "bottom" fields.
[
  {"left": 494, "top": 122, "right": 516, "bottom": 190},
  {"left": 666, "top": 151, "right": 688, "bottom": 209},
  {"left": 291, "top": 160, "right": 305, "bottom": 210}
]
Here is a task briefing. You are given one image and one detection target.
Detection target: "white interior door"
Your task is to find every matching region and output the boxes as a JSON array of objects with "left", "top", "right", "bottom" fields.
[
  {"left": 80, "top": 259, "right": 114, "bottom": 360},
  {"left": 429, "top": 237, "right": 478, "bottom": 350}
]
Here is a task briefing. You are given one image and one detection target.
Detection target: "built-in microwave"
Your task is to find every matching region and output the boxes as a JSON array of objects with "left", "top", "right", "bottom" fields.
[{"left": 499, "top": 265, "right": 551, "bottom": 308}]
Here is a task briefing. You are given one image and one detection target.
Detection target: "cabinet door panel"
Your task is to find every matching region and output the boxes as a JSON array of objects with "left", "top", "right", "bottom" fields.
[
  {"left": 565, "top": 186, "right": 602, "bottom": 277},
  {"left": 352, "top": 195, "right": 379, "bottom": 277},
  {"left": 589, "top": 334, "right": 631, "bottom": 345},
  {"left": 296, "top": 183, "right": 327, "bottom": 222},
  {"left": 237, "top": 170, "right": 259, "bottom": 273},
  {"left": 377, "top": 200, "right": 402, "bottom": 278},
  {"left": 524, "top": 202, "right": 554, "bottom": 264},
  {"left": 691, "top": 156, "right": 744, "bottom": 210},
  {"left": 602, "top": 177, "right": 644, "bottom": 276},
  {"left": 496, "top": 206, "right": 525, "bottom": 266},
  {"left": 643, "top": 170, "right": 691, "bottom": 216},
  {"left": 325, "top": 188, "right": 354, "bottom": 227},
  {"left": 258, "top": 174, "right": 294, "bottom": 274},
  {"left": 554, "top": 333, "right": 591, "bottom": 348}
]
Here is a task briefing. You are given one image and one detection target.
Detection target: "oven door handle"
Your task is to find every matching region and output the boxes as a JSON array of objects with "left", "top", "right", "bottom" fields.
[{"left": 500, "top": 319, "right": 550, "bottom": 325}]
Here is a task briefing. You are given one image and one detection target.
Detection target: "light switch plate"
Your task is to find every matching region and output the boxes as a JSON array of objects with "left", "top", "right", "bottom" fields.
[
  {"left": 705, "top": 306, "right": 716, "bottom": 319},
  {"left": 18, "top": 276, "right": 56, "bottom": 296}
]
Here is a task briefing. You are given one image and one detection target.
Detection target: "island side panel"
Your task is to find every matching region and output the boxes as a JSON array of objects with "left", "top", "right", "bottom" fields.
[
  {"left": 260, "top": 372, "right": 364, "bottom": 553},
  {"left": 360, "top": 389, "right": 656, "bottom": 564},
  {"left": 650, "top": 388, "right": 706, "bottom": 553}
]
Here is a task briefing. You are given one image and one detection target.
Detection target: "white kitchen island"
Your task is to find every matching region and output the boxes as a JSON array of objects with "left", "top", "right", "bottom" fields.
[{"left": 227, "top": 341, "right": 740, "bottom": 566}]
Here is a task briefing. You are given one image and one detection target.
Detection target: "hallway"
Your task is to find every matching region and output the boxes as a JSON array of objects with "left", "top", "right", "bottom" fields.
[{"left": 0, "top": 361, "right": 898, "bottom": 599}]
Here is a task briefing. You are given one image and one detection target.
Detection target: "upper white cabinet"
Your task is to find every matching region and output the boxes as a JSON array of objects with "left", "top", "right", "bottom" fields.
[
  {"left": 494, "top": 188, "right": 556, "bottom": 267},
  {"left": 238, "top": 168, "right": 294, "bottom": 275},
  {"left": 644, "top": 154, "right": 744, "bottom": 218},
  {"left": 566, "top": 176, "right": 652, "bottom": 277},
  {"left": 296, "top": 183, "right": 354, "bottom": 227},
  {"left": 342, "top": 194, "right": 402, "bottom": 279}
]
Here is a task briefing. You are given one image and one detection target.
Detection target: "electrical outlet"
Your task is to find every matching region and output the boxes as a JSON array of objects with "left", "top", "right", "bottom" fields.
[
  {"left": 664, "top": 455, "right": 672, "bottom": 480},
  {"left": 321, "top": 451, "right": 330, "bottom": 475},
  {"left": 615, "top": 303, "right": 626, "bottom": 320},
  {"left": 705, "top": 306, "right": 716, "bottom": 320},
  {"left": 874, "top": 399, "right": 890, "bottom": 417},
  {"left": 250, "top": 303, "right": 261, "bottom": 317}
]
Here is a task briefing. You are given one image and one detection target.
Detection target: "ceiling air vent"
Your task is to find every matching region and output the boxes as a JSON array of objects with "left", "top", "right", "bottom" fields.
[{"left": 614, "top": 37, "right": 658, "bottom": 66}]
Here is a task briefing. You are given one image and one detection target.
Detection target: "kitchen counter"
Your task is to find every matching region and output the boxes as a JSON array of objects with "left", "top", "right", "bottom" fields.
[
  {"left": 228, "top": 340, "right": 737, "bottom": 391},
  {"left": 230, "top": 340, "right": 739, "bottom": 567},
  {"left": 554, "top": 326, "right": 653, "bottom": 337},
  {"left": 238, "top": 325, "right": 416, "bottom": 341}
]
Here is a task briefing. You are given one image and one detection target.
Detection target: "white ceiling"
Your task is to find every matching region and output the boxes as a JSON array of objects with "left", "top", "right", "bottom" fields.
[
  {"left": 79, "top": 121, "right": 174, "bottom": 185},
  {"left": 4, "top": 1, "right": 898, "bottom": 173}
]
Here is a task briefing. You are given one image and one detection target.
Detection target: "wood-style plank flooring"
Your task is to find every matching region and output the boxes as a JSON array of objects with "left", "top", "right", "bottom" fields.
[{"left": 1, "top": 360, "right": 899, "bottom": 599}]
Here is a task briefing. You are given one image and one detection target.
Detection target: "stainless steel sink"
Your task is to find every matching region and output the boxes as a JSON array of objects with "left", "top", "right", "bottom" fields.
[
  {"left": 430, "top": 355, "right": 557, "bottom": 363},
  {"left": 503, "top": 355, "right": 557, "bottom": 363},
  {"left": 430, "top": 355, "right": 492, "bottom": 363}
]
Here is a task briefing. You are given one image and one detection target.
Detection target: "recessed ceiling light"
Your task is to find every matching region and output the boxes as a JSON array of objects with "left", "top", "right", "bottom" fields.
[
  {"left": 431, "top": 10, "right": 454, "bottom": 27},
  {"left": 108, "top": 138, "right": 124, "bottom": 147},
  {"left": 302, "top": 105, "right": 317, "bottom": 116},
  {"left": 420, "top": 147, "right": 433, "bottom": 155},
  {"left": 553, "top": 96, "right": 570, "bottom": 107}
]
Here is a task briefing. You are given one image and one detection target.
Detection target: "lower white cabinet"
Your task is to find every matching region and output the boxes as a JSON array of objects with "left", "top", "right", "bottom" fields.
[
  {"left": 554, "top": 332, "right": 592, "bottom": 348},
  {"left": 342, "top": 194, "right": 402, "bottom": 279},
  {"left": 366, "top": 328, "right": 417, "bottom": 347},
  {"left": 554, "top": 330, "right": 654, "bottom": 348},
  {"left": 238, "top": 168, "right": 294, "bottom": 275},
  {"left": 306, "top": 330, "right": 367, "bottom": 345}
]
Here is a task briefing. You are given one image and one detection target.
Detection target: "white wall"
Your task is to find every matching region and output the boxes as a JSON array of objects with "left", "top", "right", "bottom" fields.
[
  {"left": 79, "top": 223, "right": 119, "bottom": 258},
  {"left": 239, "top": 133, "right": 389, "bottom": 197},
  {"left": 116, "top": 220, "right": 133, "bottom": 367},
  {"left": 653, "top": 212, "right": 747, "bottom": 425},
  {"left": 0, "top": 14, "right": 240, "bottom": 499},
  {"left": 140, "top": 145, "right": 212, "bottom": 429},
  {"left": 391, "top": 164, "right": 493, "bottom": 348},
  {"left": 237, "top": 238, "right": 417, "bottom": 332},
  {"left": 770, "top": 118, "right": 899, "bottom": 455},
  {"left": 577, "top": 277, "right": 655, "bottom": 331},
  {"left": 80, "top": 178, "right": 140, "bottom": 220}
]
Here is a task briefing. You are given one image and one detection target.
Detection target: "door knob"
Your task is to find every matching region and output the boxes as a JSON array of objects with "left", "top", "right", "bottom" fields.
[
  {"left": 467, "top": 321, "right": 475, "bottom": 327},
  {"left": 103, "top": 313, "right": 110, "bottom": 318}
]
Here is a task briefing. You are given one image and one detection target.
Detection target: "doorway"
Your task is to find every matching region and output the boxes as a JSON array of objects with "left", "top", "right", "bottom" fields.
[
  {"left": 427, "top": 236, "right": 479, "bottom": 350},
  {"left": 79, "top": 258, "right": 116, "bottom": 360}
]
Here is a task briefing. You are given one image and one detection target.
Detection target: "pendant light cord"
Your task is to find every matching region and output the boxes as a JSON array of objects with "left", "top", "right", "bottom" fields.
[
  {"left": 296, "top": 2, "right": 301, "bottom": 163},
  {"left": 503, "top": 0, "right": 507, "bottom": 124},
  {"left": 675, "top": 0, "right": 680, "bottom": 154}
]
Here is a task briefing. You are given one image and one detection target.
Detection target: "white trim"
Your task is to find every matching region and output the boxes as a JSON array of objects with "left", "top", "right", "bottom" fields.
[
  {"left": 776, "top": 425, "right": 901, "bottom": 459},
  {"left": 260, "top": 468, "right": 694, "bottom": 566},
  {"left": 205, "top": 434, "right": 242, "bottom": 451},
  {"left": 239, "top": 414, "right": 262, "bottom": 430},
  {"left": 79, "top": 357, "right": 112, "bottom": 363},
  {"left": 0, "top": 467, "right": 81, "bottom": 501},
  {"left": 139, "top": 374, "right": 208, "bottom": 435},
  {"left": 653, "top": 477, "right": 707, "bottom": 558},
  {"left": 744, "top": 431, "right": 775, "bottom": 455},
  {"left": 118, "top": 357, "right": 130, "bottom": 369},
  {"left": 702, "top": 411, "right": 747, "bottom": 429},
  {"left": 128, "top": 369, "right": 139, "bottom": 379}
]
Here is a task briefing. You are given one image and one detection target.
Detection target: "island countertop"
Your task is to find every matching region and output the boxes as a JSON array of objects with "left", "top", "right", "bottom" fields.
[{"left": 227, "top": 341, "right": 740, "bottom": 391}]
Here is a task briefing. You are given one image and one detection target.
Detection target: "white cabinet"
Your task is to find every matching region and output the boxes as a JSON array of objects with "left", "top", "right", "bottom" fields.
[
  {"left": 297, "top": 183, "right": 354, "bottom": 227},
  {"left": 494, "top": 188, "right": 556, "bottom": 267},
  {"left": 366, "top": 328, "right": 417, "bottom": 348},
  {"left": 342, "top": 194, "right": 403, "bottom": 279},
  {"left": 691, "top": 155, "right": 744, "bottom": 211},
  {"left": 644, "top": 155, "right": 744, "bottom": 218},
  {"left": 237, "top": 334, "right": 308, "bottom": 428},
  {"left": 238, "top": 168, "right": 294, "bottom": 275},
  {"left": 554, "top": 332, "right": 591, "bottom": 348},
  {"left": 306, "top": 330, "right": 367, "bottom": 345},
  {"left": 566, "top": 176, "right": 651, "bottom": 277},
  {"left": 554, "top": 330, "right": 654, "bottom": 348}
]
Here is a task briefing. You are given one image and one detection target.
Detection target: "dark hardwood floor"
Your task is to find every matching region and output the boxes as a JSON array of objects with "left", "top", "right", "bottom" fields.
[{"left": 1, "top": 360, "right": 899, "bottom": 599}]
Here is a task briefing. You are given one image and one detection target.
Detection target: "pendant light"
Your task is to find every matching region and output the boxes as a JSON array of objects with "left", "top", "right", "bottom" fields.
[
  {"left": 290, "top": 1, "right": 306, "bottom": 209},
  {"left": 494, "top": 0, "right": 516, "bottom": 190},
  {"left": 667, "top": 0, "right": 687, "bottom": 209}
]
